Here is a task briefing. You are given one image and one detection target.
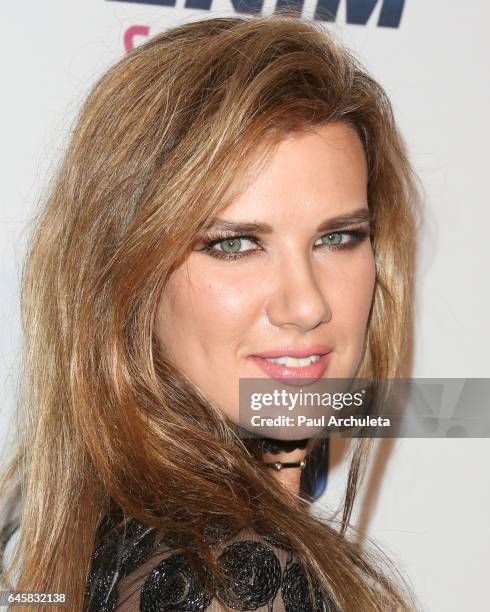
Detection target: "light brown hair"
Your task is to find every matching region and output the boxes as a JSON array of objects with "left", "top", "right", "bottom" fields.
[{"left": 0, "top": 13, "right": 421, "bottom": 611}]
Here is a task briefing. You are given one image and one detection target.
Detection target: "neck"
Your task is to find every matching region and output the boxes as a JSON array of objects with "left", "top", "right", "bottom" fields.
[{"left": 262, "top": 446, "right": 308, "bottom": 497}]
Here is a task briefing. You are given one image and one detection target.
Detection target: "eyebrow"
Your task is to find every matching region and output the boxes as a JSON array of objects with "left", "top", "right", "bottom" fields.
[{"left": 204, "top": 207, "right": 372, "bottom": 234}]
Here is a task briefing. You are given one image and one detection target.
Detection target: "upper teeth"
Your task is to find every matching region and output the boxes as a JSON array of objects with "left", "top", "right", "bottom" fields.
[{"left": 265, "top": 355, "right": 321, "bottom": 367}]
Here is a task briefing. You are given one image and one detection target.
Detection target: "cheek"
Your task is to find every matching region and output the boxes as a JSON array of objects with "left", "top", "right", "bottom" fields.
[
  {"left": 328, "top": 250, "right": 376, "bottom": 339},
  {"left": 354, "top": 254, "right": 376, "bottom": 325},
  {"left": 154, "top": 259, "right": 260, "bottom": 359}
]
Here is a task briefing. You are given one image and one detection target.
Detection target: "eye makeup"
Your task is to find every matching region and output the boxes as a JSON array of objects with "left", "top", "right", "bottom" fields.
[{"left": 194, "top": 226, "right": 370, "bottom": 261}]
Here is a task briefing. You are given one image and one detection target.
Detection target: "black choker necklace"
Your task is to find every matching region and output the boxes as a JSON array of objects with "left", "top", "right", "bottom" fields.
[
  {"left": 259, "top": 437, "right": 309, "bottom": 455},
  {"left": 259, "top": 437, "right": 309, "bottom": 470},
  {"left": 262, "top": 457, "right": 307, "bottom": 470}
]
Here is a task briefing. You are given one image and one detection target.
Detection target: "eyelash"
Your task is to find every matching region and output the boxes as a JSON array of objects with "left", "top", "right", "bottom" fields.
[{"left": 197, "top": 227, "right": 370, "bottom": 261}]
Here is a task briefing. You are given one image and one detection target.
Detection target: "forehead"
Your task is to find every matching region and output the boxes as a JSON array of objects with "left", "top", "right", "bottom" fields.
[{"left": 220, "top": 123, "right": 368, "bottom": 223}]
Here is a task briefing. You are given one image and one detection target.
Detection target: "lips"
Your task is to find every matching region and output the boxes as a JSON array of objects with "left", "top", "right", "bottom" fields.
[{"left": 247, "top": 345, "right": 333, "bottom": 384}]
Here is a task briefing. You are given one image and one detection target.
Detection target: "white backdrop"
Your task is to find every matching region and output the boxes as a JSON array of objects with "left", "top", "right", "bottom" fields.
[{"left": 2, "top": 1, "right": 489, "bottom": 610}]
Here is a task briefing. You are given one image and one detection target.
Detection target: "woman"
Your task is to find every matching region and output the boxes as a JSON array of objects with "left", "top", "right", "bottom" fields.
[{"left": 0, "top": 13, "right": 421, "bottom": 611}]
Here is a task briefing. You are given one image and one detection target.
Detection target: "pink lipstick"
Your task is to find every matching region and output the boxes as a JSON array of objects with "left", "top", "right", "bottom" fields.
[{"left": 248, "top": 345, "right": 332, "bottom": 384}]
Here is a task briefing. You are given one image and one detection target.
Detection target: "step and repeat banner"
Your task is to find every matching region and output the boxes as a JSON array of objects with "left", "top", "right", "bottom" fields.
[{"left": 2, "top": 2, "right": 489, "bottom": 610}]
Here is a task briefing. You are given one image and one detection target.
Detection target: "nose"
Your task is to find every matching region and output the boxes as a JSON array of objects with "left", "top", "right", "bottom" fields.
[{"left": 265, "top": 252, "right": 332, "bottom": 331}]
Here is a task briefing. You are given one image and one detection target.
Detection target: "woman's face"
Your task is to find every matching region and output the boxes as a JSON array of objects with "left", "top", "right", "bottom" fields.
[{"left": 154, "top": 122, "right": 376, "bottom": 428}]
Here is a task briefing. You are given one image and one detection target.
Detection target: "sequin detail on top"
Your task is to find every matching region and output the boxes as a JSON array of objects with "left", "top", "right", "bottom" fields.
[
  {"left": 85, "top": 518, "right": 339, "bottom": 611},
  {"left": 281, "top": 557, "right": 337, "bottom": 612},
  {"left": 85, "top": 521, "right": 161, "bottom": 611},
  {"left": 215, "top": 540, "right": 282, "bottom": 609},
  {"left": 140, "top": 553, "right": 212, "bottom": 611}
]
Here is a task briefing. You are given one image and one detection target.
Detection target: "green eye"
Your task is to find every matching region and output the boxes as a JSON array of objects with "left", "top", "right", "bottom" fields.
[
  {"left": 320, "top": 233, "right": 343, "bottom": 246},
  {"left": 219, "top": 238, "right": 243, "bottom": 253}
]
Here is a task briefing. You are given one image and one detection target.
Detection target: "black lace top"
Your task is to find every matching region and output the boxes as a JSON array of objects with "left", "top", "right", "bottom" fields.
[{"left": 84, "top": 517, "right": 338, "bottom": 611}]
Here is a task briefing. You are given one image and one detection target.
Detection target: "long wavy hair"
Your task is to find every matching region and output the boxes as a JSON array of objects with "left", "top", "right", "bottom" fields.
[{"left": 0, "top": 13, "right": 422, "bottom": 611}]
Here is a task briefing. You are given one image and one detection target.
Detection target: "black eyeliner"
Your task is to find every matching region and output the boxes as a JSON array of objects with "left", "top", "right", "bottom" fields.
[{"left": 196, "top": 227, "right": 370, "bottom": 261}]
